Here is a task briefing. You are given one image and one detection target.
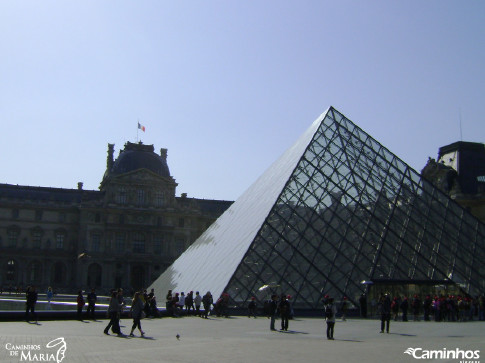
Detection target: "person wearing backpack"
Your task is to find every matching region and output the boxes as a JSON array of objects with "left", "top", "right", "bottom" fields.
[{"left": 325, "top": 297, "right": 337, "bottom": 340}]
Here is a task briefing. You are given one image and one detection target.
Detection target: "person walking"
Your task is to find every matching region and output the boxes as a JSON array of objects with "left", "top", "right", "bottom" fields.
[
  {"left": 325, "top": 297, "right": 337, "bottom": 340},
  {"left": 202, "top": 291, "right": 213, "bottom": 319},
  {"left": 129, "top": 292, "right": 145, "bottom": 337},
  {"left": 25, "top": 285, "right": 38, "bottom": 323},
  {"left": 104, "top": 291, "right": 123, "bottom": 336},
  {"left": 379, "top": 294, "right": 391, "bottom": 333},
  {"left": 279, "top": 294, "right": 290, "bottom": 331}
]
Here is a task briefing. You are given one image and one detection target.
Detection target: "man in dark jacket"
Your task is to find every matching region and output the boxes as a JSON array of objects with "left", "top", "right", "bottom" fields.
[
  {"left": 269, "top": 294, "right": 279, "bottom": 331},
  {"left": 279, "top": 294, "right": 291, "bottom": 331},
  {"left": 379, "top": 294, "right": 391, "bottom": 333},
  {"left": 86, "top": 288, "right": 97, "bottom": 320},
  {"left": 25, "top": 285, "right": 38, "bottom": 323}
]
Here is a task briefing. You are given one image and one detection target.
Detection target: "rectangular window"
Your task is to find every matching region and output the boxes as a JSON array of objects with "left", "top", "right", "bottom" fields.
[
  {"left": 175, "top": 237, "right": 185, "bottom": 255},
  {"left": 33, "top": 231, "right": 42, "bottom": 249},
  {"left": 56, "top": 233, "right": 65, "bottom": 249},
  {"left": 115, "top": 233, "right": 125, "bottom": 252},
  {"left": 153, "top": 236, "right": 162, "bottom": 255},
  {"left": 178, "top": 218, "right": 185, "bottom": 228},
  {"left": 35, "top": 210, "right": 43, "bottom": 221},
  {"left": 92, "top": 234, "right": 101, "bottom": 252},
  {"left": 58, "top": 212, "right": 66, "bottom": 223},
  {"left": 11, "top": 209, "right": 19, "bottom": 219},
  {"left": 8, "top": 230, "right": 18, "bottom": 248},
  {"left": 155, "top": 192, "right": 164, "bottom": 207},
  {"left": 118, "top": 189, "right": 127, "bottom": 204},
  {"left": 133, "top": 233, "right": 145, "bottom": 253},
  {"left": 137, "top": 190, "right": 145, "bottom": 206}
]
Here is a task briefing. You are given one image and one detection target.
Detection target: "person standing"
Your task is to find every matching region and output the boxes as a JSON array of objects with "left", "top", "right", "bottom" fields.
[
  {"left": 46, "top": 287, "right": 54, "bottom": 303},
  {"left": 129, "top": 292, "right": 145, "bottom": 337},
  {"left": 359, "top": 293, "right": 367, "bottom": 318},
  {"left": 279, "top": 294, "right": 290, "bottom": 331},
  {"left": 269, "top": 294, "right": 279, "bottom": 331},
  {"left": 25, "top": 286, "right": 38, "bottom": 323},
  {"left": 76, "top": 290, "right": 85, "bottom": 320},
  {"left": 86, "top": 288, "right": 97, "bottom": 320},
  {"left": 248, "top": 297, "right": 257, "bottom": 318},
  {"left": 194, "top": 291, "right": 202, "bottom": 317},
  {"left": 379, "top": 294, "right": 391, "bottom": 333},
  {"left": 341, "top": 296, "right": 349, "bottom": 321},
  {"left": 401, "top": 296, "right": 409, "bottom": 321},
  {"left": 178, "top": 292, "right": 186, "bottom": 315},
  {"left": 165, "top": 290, "right": 173, "bottom": 316},
  {"left": 325, "top": 297, "right": 337, "bottom": 340}
]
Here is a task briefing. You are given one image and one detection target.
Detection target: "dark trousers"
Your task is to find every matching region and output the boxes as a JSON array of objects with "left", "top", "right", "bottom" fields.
[
  {"left": 131, "top": 317, "right": 141, "bottom": 331},
  {"left": 326, "top": 321, "right": 335, "bottom": 338},
  {"left": 203, "top": 304, "right": 210, "bottom": 318},
  {"left": 270, "top": 313, "right": 276, "bottom": 330},
  {"left": 87, "top": 304, "right": 95, "bottom": 319},
  {"left": 381, "top": 313, "right": 390, "bottom": 332},
  {"left": 105, "top": 312, "right": 120, "bottom": 334},
  {"left": 281, "top": 314, "right": 289, "bottom": 330},
  {"left": 25, "top": 303, "right": 37, "bottom": 322},
  {"left": 77, "top": 306, "right": 83, "bottom": 320}
]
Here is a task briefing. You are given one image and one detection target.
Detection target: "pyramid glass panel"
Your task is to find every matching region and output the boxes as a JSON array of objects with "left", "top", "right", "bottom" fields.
[{"left": 150, "top": 107, "right": 485, "bottom": 311}]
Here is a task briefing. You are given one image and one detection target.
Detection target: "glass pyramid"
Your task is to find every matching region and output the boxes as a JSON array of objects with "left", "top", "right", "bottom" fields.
[{"left": 150, "top": 107, "right": 485, "bottom": 311}]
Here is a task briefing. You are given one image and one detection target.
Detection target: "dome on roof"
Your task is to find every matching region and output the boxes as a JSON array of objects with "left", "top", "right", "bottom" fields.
[{"left": 109, "top": 142, "right": 170, "bottom": 178}]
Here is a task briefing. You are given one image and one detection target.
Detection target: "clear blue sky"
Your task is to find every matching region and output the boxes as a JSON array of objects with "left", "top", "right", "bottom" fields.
[{"left": 1, "top": 1, "right": 484, "bottom": 201}]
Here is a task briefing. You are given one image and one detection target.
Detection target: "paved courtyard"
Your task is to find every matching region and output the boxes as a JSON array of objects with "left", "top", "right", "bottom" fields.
[{"left": 1, "top": 316, "right": 483, "bottom": 363}]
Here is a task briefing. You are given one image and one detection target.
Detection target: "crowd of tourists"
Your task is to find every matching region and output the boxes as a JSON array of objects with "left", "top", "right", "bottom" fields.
[{"left": 19, "top": 285, "right": 485, "bottom": 341}]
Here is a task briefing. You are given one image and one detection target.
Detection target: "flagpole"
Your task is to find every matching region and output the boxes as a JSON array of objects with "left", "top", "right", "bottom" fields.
[{"left": 137, "top": 119, "right": 139, "bottom": 142}]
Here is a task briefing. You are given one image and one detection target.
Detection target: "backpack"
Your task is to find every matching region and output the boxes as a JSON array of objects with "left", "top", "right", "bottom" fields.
[{"left": 325, "top": 304, "right": 333, "bottom": 319}]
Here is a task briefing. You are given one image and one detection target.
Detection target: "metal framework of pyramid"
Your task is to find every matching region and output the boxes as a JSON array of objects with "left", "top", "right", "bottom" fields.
[{"left": 150, "top": 107, "right": 485, "bottom": 310}]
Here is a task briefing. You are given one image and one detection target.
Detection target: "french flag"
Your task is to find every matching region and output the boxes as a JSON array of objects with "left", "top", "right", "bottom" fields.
[{"left": 138, "top": 122, "right": 146, "bottom": 132}]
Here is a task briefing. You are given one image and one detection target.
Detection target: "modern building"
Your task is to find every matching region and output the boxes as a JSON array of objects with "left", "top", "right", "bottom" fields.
[
  {"left": 0, "top": 141, "right": 232, "bottom": 294},
  {"left": 150, "top": 107, "right": 485, "bottom": 312},
  {"left": 422, "top": 141, "right": 485, "bottom": 223}
]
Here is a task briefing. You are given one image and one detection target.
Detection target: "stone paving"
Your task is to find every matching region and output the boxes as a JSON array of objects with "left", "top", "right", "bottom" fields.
[{"left": 1, "top": 316, "right": 483, "bottom": 363}]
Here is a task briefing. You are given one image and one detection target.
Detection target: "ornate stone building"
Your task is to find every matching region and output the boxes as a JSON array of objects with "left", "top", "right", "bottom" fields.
[
  {"left": 0, "top": 142, "right": 232, "bottom": 294},
  {"left": 422, "top": 141, "right": 485, "bottom": 223}
]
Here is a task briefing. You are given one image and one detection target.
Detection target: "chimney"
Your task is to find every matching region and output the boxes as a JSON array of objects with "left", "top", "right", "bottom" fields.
[
  {"left": 77, "top": 182, "right": 83, "bottom": 190},
  {"left": 107, "top": 143, "right": 115, "bottom": 170},
  {"left": 160, "top": 148, "right": 167, "bottom": 161}
]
